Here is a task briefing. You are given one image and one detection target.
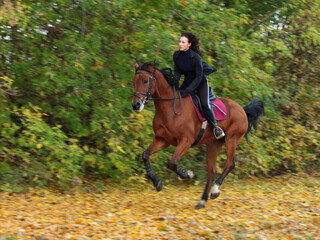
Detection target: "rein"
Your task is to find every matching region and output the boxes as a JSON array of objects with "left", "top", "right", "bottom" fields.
[{"left": 134, "top": 70, "right": 182, "bottom": 115}]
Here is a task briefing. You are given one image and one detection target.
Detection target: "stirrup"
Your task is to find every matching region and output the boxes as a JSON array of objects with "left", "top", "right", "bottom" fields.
[{"left": 214, "top": 126, "right": 225, "bottom": 140}]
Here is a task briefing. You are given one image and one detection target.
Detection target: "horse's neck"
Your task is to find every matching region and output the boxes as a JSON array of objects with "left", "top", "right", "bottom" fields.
[
  {"left": 152, "top": 72, "right": 180, "bottom": 115},
  {"left": 153, "top": 71, "right": 175, "bottom": 99}
]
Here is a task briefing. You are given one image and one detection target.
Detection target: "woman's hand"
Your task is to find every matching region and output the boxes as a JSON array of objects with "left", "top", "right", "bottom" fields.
[{"left": 179, "top": 89, "right": 190, "bottom": 97}]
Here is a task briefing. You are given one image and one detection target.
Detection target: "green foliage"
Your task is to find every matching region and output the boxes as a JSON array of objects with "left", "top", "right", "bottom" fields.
[
  {"left": 0, "top": 0, "right": 319, "bottom": 190},
  {"left": 0, "top": 105, "right": 85, "bottom": 190}
]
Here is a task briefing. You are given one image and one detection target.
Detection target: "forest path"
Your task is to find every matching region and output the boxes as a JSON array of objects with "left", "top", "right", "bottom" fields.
[{"left": 1, "top": 174, "right": 319, "bottom": 239}]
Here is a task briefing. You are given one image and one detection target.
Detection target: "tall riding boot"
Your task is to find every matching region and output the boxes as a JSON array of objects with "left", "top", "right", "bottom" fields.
[{"left": 204, "top": 108, "right": 225, "bottom": 139}]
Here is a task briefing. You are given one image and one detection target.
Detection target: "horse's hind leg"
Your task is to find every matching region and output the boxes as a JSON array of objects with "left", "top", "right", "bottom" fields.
[
  {"left": 210, "top": 136, "right": 240, "bottom": 199},
  {"left": 143, "top": 137, "right": 169, "bottom": 191},
  {"left": 196, "top": 141, "right": 223, "bottom": 209}
]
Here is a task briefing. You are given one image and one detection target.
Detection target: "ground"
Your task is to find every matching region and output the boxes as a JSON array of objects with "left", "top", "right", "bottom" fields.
[{"left": 0, "top": 174, "right": 319, "bottom": 240}]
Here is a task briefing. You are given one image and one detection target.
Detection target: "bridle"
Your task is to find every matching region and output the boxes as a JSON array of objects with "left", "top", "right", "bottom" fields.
[
  {"left": 133, "top": 69, "right": 182, "bottom": 115},
  {"left": 133, "top": 70, "right": 155, "bottom": 105}
]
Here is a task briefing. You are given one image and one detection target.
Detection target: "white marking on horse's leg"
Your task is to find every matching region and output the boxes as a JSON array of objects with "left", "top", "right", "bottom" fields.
[
  {"left": 187, "top": 170, "right": 195, "bottom": 179},
  {"left": 211, "top": 183, "right": 220, "bottom": 194}
]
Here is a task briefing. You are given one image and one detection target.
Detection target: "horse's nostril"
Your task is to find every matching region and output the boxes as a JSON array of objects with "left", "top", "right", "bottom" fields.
[{"left": 132, "top": 102, "right": 140, "bottom": 110}]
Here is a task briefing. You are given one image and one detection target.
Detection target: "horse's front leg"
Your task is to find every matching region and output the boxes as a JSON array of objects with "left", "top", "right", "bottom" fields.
[
  {"left": 143, "top": 137, "right": 169, "bottom": 191},
  {"left": 167, "top": 138, "right": 196, "bottom": 179}
]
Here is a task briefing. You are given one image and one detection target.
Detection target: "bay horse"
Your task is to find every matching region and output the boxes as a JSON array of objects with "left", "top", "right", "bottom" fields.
[{"left": 131, "top": 61, "right": 264, "bottom": 209}]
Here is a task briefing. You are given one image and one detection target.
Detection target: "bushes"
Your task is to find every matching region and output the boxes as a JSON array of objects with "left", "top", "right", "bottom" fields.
[
  {"left": 0, "top": 105, "right": 84, "bottom": 190},
  {"left": 234, "top": 116, "right": 319, "bottom": 178},
  {"left": 0, "top": 0, "right": 319, "bottom": 190}
]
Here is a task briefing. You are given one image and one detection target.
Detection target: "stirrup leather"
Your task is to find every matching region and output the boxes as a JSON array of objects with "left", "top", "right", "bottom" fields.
[{"left": 214, "top": 126, "right": 225, "bottom": 139}]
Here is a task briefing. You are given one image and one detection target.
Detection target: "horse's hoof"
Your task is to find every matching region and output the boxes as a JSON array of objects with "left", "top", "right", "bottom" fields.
[
  {"left": 195, "top": 203, "right": 205, "bottom": 210},
  {"left": 210, "top": 192, "right": 220, "bottom": 199},
  {"left": 195, "top": 200, "right": 205, "bottom": 210},
  {"left": 187, "top": 170, "right": 197, "bottom": 179},
  {"left": 155, "top": 180, "right": 162, "bottom": 192}
]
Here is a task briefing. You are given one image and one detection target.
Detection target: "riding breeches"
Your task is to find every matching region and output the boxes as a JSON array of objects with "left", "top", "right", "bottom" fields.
[{"left": 195, "top": 80, "right": 212, "bottom": 112}]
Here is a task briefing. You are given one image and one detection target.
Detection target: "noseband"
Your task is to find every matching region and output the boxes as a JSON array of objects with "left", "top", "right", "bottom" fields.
[{"left": 133, "top": 69, "right": 182, "bottom": 115}]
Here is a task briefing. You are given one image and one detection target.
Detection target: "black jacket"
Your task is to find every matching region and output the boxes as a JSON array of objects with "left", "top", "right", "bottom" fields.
[{"left": 173, "top": 49, "right": 217, "bottom": 92}]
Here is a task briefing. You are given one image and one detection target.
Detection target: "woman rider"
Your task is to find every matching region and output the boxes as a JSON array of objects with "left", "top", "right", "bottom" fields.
[{"left": 173, "top": 32, "right": 225, "bottom": 139}]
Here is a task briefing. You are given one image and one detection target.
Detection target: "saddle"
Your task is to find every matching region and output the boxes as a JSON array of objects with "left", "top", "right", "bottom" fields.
[{"left": 190, "top": 87, "right": 227, "bottom": 122}]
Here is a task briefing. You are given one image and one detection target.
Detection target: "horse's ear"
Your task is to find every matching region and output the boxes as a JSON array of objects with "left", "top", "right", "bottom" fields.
[{"left": 135, "top": 63, "right": 139, "bottom": 70}]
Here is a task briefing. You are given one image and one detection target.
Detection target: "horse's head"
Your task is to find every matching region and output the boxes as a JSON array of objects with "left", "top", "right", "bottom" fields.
[{"left": 131, "top": 62, "right": 157, "bottom": 112}]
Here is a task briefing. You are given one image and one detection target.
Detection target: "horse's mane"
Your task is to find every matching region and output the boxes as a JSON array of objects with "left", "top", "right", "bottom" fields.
[{"left": 136, "top": 61, "right": 178, "bottom": 88}]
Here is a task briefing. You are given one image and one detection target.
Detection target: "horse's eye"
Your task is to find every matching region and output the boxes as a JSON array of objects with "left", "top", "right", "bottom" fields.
[{"left": 143, "top": 80, "right": 148, "bottom": 84}]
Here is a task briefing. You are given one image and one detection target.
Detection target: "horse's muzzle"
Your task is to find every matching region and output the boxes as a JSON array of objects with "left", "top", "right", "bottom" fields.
[{"left": 132, "top": 99, "right": 145, "bottom": 112}]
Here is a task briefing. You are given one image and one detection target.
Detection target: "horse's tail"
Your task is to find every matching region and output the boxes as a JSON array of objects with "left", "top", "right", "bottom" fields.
[{"left": 243, "top": 98, "right": 265, "bottom": 135}]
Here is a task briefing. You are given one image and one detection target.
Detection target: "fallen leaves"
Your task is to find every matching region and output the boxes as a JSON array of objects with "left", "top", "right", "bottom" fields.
[{"left": 0, "top": 174, "right": 319, "bottom": 239}]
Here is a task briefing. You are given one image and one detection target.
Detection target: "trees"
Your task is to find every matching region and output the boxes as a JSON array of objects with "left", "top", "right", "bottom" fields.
[{"left": 1, "top": 0, "right": 319, "bottom": 190}]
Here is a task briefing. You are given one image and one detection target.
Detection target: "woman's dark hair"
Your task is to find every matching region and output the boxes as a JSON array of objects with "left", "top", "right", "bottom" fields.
[{"left": 181, "top": 32, "right": 202, "bottom": 56}]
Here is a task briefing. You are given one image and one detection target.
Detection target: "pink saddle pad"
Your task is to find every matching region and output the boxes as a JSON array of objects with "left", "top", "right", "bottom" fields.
[{"left": 190, "top": 96, "right": 227, "bottom": 122}]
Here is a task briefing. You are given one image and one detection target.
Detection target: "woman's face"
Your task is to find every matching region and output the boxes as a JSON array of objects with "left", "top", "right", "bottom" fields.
[{"left": 179, "top": 36, "right": 191, "bottom": 51}]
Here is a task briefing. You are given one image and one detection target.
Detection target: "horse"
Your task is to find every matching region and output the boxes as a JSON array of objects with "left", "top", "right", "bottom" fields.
[{"left": 131, "top": 61, "right": 264, "bottom": 209}]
